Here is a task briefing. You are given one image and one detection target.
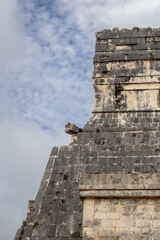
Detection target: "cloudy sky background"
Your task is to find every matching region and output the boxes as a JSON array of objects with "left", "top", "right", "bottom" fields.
[{"left": 1, "top": 0, "right": 160, "bottom": 239}]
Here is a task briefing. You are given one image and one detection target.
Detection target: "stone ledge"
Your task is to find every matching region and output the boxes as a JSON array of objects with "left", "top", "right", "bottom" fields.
[
  {"left": 96, "top": 28, "right": 160, "bottom": 40},
  {"left": 93, "top": 76, "right": 160, "bottom": 85},
  {"left": 79, "top": 173, "right": 160, "bottom": 198},
  {"left": 94, "top": 50, "right": 160, "bottom": 63},
  {"left": 79, "top": 189, "right": 160, "bottom": 198},
  {"left": 93, "top": 81, "right": 160, "bottom": 86},
  {"left": 92, "top": 109, "right": 160, "bottom": 113},
  {"left": 79, "top": 184, "right": 160, "bottom": 190}
]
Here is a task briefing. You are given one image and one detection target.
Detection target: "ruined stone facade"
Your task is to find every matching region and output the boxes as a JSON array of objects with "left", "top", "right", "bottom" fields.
[{"left": 15, "top": 27, "right": 160, "bottom": 240}]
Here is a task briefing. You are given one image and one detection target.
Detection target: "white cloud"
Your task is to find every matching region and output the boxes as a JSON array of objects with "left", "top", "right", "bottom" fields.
[
  {"left": 0, "top": 0, "right": 25, "bottom": 69},
  {"left": 1, "top": 0, "right": 160, "bottom": 239}
]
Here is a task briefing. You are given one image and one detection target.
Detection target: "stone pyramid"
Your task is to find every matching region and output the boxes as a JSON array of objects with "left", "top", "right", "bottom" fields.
[{"left": 15, "top": 27, "right": 160, "bottom": 240}]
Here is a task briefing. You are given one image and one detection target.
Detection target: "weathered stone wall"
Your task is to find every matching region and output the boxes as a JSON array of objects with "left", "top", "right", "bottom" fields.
[
  {"left": 93, "top": 28, "right": 160, "bottom": 113},
  {"left": 80, "top": 173, "right": 160, "bottom": 239},
  {"left": 83, "top": 198, "right": 160, "bottom": 240},
  {"left": 15, "top": 27, "right": 160, "bottom": 240}
]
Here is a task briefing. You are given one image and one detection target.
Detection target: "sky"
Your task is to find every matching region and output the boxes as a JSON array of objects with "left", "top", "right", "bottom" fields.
[{"left": 1, "top": 0, "right": 160, "bottom": 239}]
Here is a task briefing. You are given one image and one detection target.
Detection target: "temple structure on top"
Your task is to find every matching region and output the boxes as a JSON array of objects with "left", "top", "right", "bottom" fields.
[{"left": 15, "top": 27, "right": 160, "bottom": 240}]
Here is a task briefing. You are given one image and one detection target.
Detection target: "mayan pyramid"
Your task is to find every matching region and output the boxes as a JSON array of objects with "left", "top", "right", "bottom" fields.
[{"left": 15, "top": 27, "right": 160, "bottom": 240}]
